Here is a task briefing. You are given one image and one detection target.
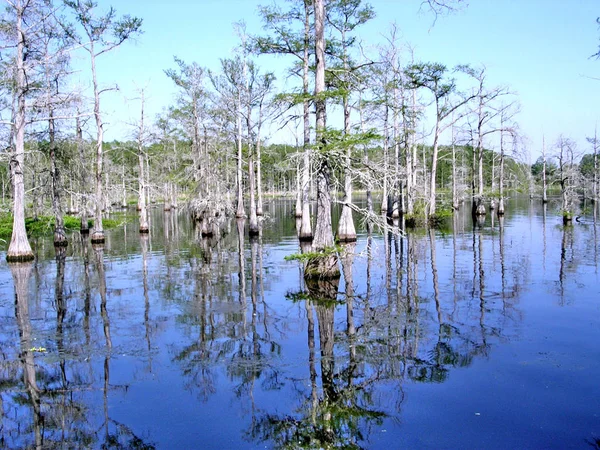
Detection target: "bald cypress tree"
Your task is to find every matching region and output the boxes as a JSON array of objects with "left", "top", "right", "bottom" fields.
[{"left": 63, "top": 0, "right": 142, "bottom": 244}]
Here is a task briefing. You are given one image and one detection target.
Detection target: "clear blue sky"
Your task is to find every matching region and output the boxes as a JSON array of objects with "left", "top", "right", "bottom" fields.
[{"left": 74, "top": 0, "right": 600, "bottom": 161}]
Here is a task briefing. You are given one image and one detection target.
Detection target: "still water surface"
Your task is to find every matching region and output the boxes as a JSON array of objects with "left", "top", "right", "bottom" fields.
[{"left": 0, "top": 198, "right": 599, "bottom": 449}]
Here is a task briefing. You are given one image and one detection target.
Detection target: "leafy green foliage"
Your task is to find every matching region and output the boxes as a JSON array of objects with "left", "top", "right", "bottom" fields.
[
  {"left": 0, "top": 213, "right": 131, "bottom": 239},
  {"left": 579, "top": 153, "right": 598, "bottom": 178},
  {"left": 284, "top": 244, "right": 343, "bottom": 263}
]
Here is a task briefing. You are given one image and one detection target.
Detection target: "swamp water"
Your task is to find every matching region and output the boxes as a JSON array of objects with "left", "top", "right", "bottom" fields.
[{"left": 0, "top": 198, "right": 599, "bottom": 449}]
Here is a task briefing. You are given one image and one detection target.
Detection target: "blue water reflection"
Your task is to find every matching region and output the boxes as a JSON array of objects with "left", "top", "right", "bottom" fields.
[{"left": 0, "top": 198, "right": 598, "bottom": 448}]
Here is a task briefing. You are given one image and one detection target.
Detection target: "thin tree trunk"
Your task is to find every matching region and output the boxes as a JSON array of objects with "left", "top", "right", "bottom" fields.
[
  {"left": 337, "top": 32, "right": 356, "bottom": 242},
  {"left": 121, "top": 165, "right": 127, "bottom": 208},
  {"left": 299, "top": 0, "right": 313, "bottom": 241},
  {"left": 295, "top": 140, "right": 302, "bottom": 217},
  {"left": 248, "top": 114, "right": 259, "bottom": 236},
  {"left": 76, "top": 116, "right": 89, "bottom": 233},
  {"left": 392, "top": 86, "right": 400, "bottom": 218},
  {"left": 256, "top": 102, "right": 264, "bottom": 216},
  {"left": 475, "top": 101, "right": 486, "bottom": 216},
  {"left": 428, "top": 121, "right": 440, "bottom": 217},
  {"left": 90, "top": 41, "right": 105, "bottom": 244},
  {"left": 50, "top": 109, "right": 67, "bottom": 246},
  {"left": 451, "top": 121, "right": 458, "bottom": 210},
  {"left": 359, "top": 94, "right": 373, "bottom": 222},
  {"left": 593, "top": 128, "right": 598, "bottom": 201},
  {"left": 381, "top": 103, "right": 389, "bottom": 213},
  {"left": 138, "top": 92, "right": 149, "bottom": 233},
  {"left": 498, "top": 127, "right": 505, "bottom": 215},
  {"left": 542, "top": 136, "right": 548, "bottom": 203},
  {"left": 236, "top": 91, "right": 245, "bottom": 218}
]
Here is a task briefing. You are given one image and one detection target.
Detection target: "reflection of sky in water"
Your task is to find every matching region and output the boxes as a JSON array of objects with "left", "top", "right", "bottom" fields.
[{"left": 0, "top": 198, "right": 598, "bottom": 449}]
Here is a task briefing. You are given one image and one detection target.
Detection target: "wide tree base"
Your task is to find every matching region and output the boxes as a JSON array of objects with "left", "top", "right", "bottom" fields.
[
  {"left": 54, "top": 227, "right": 68, "bottom": 247},
  {"left": 91, "top": 231, "right": 105, "bottom": 244},
  {"left": 7, "top": 252, "right": 34, "bottom": 262},
  {"left": 472, "top": 198, "right": 486, "bottom": 216},
  {"left": 497, "top": 199, "right": 505, "bottom": 216},
  {"left": 337, "top": 205, "right": 356, "bottom": 243},
  {"left": 305, "top": 254, "right": 340, "bottom": 280}
]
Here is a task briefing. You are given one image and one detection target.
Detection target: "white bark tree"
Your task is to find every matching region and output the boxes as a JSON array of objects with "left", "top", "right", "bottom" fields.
[
  {"left": 1, "top": 0, "right": 55, "bottom": 261},
  {"left": 63, "top": 0, "right": 142, "bottom": 244}
]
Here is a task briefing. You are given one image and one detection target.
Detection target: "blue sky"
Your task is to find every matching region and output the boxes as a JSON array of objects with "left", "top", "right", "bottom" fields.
[{"left": 73, "top": 0, "right": 600, "bottom": 161}]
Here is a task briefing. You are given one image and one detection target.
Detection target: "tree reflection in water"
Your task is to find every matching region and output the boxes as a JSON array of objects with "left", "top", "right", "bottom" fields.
[{"left": 1, "top": 200, "right": 596, "bottom": 448}]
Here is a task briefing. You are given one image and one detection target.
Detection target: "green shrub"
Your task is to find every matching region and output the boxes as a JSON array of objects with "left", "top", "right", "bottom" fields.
[{"left": 0, "top": 212, "right": 130, "bottom": 239}]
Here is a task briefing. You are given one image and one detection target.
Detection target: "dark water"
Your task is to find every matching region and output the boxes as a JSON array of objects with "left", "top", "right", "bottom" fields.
[{"left": 0, "top": 198, "right": 599, "bottom": 449}]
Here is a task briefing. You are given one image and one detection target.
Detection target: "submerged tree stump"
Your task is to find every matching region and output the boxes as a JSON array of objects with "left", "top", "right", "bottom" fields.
[
  {"left": 305, "top": 253, "right": 340, "bottom": 280},
  {"left": 54, "top": 227, "right": 68, "bottom": 247},
  {"left": 91, "top": 230, "right": 105, "bottom": 244},
  {"left": 497, "top": 198, "right": 505, "bottom": 216},
  {"left": 474, "top": 197, "right": 486, "bottom": 216}
]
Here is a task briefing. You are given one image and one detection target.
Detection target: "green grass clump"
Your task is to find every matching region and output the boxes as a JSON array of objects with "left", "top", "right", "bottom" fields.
[
  {"left": 63, "top": 216, "right": 82, "bottom": 230},
  {"left": 284, "top": 245, "right": 342, "bottom": 263},
  {"left": 0, "top": 215, "right": 13, "bottom": 239},
  {"left": 0, "top": 212, "right": 131, "bottom": 239},
  {"left": 405, "top": 214, "right": 426, "bottom": 229},
  {"left": 428, "top": 208, "right": 452, "bottom": 230},
  {"left": 102, "top": 218, "right": 121, "bottom": 229}
]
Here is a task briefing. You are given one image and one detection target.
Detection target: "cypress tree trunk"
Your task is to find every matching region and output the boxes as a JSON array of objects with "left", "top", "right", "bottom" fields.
[
  {"left": 305, "top": 0, "right": 339, "bottom": 279},
  {"left": 138, "top": 152, "right": 149, "bottom": 233},
  {"left": 247, "top": 105, "right": 259, "bottom": 236},
  {"left": 295, "top": 143, "right": 302, "bottom": 218},
  {"left": 256, "top": 104, "right": 264, "bottom": 217},
  {"left": 336, "top": 29, "right": 356, "bottom": 242},
  {"left": 451, "top": 122, "right": 459, "bottom": 210},
  {"left": 7, "top": 3, "right": 34, "bottom": 262},
  {"left": 50, "top": 111, "right": 67, "bottom": 247},
  {"left": 77, "top": 116, "right": 89, "bottom": 234},
  {"left": 497, "top": 125, "right": 505, "bottom": 216},
  {"left": 236, "top": 91, "right": 245, "bottom": 218},
  {"left": 542, "top": 137, "right": 548, "bottom": 204},
  {"left": 381, "top": 104, "right": 389, "bottom": 214},
  {"left": 475, "top": 101, "right": 486, "bottom": 216},
  {"left": 90, "top": 41, "right": 105, "bottom": 244},
  {"left": 138, "top": 92, "right": 149, "bottom": 233},
  {"left": 299, "top": 0, "right": 313, "bottom": 241}
]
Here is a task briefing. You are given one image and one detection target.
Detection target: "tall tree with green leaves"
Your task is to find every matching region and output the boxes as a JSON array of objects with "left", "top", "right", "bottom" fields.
[
  {"left": 252, "top": 0, "right": 314, "bottom": 240},
  {"left": 305, "top": 0, "right": 339, "bottom": 278}
]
